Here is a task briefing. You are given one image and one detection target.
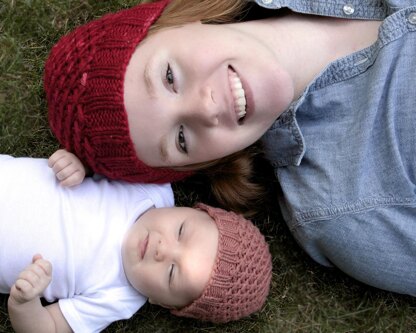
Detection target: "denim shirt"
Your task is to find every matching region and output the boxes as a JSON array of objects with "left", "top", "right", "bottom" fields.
[{"left": 255, "top": 0, "right": 416, "bottom": 296}]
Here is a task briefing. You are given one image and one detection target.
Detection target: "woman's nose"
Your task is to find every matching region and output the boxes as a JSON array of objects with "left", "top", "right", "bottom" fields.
[{"left": 186, "top": 86, "right": 219, "bottom": 126}]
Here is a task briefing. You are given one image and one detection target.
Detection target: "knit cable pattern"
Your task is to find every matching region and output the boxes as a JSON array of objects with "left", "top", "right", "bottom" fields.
[
  {"left": 44, "top": 0, "right": 192, "bottom": 183},
  {"left": 172, "top": 203, "right": 272, "bottom": 323}
]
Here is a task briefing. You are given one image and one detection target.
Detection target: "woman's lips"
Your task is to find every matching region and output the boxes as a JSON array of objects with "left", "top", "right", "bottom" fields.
[{"left": 140, "top": 234, "right": 149, "bottom": 260}]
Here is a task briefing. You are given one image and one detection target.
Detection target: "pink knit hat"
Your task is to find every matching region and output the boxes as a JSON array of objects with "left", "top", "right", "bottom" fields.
[
  {"left": 172, "top": 203, "right": 273, "bottom": 323},
  {"left": 44, "top": 0, "right": 192, "bottom": 183}
]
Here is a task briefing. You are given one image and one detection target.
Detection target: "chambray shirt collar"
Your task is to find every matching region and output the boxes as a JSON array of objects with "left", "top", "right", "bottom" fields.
[
  {"left": 254, "top": 0, "right": 385, "bottom": 167},
  {"left": 261, "top": 100, "right": 305, "bottom": 167},
  {"left": 255, "top": 0, "right": 414, "bottom": 167},
  {"left": 253, "top": 0, "right": 387, "bottom": 19}
]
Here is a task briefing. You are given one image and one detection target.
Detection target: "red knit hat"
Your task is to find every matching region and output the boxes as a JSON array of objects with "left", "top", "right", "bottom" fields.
[
  {"left": 172, "top": 203, "right": 273, "bottom": 323},
  {"left": 44, "top": 0, "right": 192, "bottom": 183}
]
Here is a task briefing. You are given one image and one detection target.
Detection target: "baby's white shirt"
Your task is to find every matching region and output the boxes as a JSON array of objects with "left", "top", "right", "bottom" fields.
[{"left": 0, "top": 155, "right": 174, "bottom": 332}]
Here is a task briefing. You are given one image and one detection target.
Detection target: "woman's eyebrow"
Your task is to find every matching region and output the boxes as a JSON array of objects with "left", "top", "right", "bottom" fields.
[{"left": 144, "top": 61, "right": 156, "bottom": 99}]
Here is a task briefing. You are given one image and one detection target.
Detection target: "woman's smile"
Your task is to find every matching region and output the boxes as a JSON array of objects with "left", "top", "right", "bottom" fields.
[{"left": 228, "top": 66, "right": 247, "bottom": 121}]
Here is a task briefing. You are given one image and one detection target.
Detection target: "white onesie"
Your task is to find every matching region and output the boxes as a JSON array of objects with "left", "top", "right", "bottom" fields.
[{"left": 0, "top": 155, "right": 174, "bottom": 332}]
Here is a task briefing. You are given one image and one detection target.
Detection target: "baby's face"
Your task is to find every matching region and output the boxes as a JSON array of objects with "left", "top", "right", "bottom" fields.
[{"left": 121, "top": 207, "right": 218, "bottom": 309}]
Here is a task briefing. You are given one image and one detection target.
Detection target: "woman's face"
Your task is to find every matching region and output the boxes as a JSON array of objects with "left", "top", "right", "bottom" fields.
[{"left": 124, "top": 21, "right": 294, "bottom": 167}]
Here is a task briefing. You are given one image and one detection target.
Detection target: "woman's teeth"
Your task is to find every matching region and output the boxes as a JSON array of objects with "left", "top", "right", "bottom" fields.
[{"left": 229, "top": 69, "right": 247, "bottom": 121}]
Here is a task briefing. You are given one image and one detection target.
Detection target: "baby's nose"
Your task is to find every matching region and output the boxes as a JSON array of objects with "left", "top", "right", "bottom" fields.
[{"left": 154, "top": 239, "right": 166, "bottom": 261}]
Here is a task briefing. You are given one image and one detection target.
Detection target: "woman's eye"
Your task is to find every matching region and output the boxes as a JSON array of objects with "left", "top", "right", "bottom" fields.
[
  {"left": 178, "top": 223, "right": 184, "bottom": 240},
  {"left": 169, "top": 264, "right": 175, "bottom": 284},
  {"left": 178, "top": 125, "right": 187, "bottom": 154},
  {"left": 166, "top": 64, "right": 174, "bottom": 87}
]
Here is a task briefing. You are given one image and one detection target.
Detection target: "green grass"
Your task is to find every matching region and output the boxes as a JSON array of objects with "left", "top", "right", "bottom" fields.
[{"left": 1, "top": 1, "right": 416, "bottom": 332}]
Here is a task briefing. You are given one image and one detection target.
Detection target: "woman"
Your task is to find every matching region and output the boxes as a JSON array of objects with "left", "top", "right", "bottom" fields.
[{"left": 45, "top": 0, "right": 416, "bottom": 297}]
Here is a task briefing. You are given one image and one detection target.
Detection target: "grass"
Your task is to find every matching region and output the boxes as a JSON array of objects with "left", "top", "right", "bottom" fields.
[{"left": 1, "top": 0, "right": 416, "bottom": 332}]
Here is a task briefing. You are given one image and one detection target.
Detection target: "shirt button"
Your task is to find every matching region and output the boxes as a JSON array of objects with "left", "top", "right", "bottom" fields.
[
  {"left": 408, "top": 12, "right": 416, "bottom": 25},
  {"left": 261, "top": 0, "right": 273, "bottom": 4},
  {"left": 343, "top": 4, "right": 355, "bottom": 15}
]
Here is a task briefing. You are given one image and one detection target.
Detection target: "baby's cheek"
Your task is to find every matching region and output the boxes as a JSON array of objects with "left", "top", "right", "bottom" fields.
[{"left": 136, "top": 269, "right": 163, "bottom": 298}]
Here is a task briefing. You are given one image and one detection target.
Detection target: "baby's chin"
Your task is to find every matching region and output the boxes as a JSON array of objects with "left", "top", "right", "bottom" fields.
[{"left": 147, "top": 298, "right": 181, "bottom": 310}]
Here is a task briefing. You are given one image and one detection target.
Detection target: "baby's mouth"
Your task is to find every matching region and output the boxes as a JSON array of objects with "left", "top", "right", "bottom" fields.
[
  {"left": 140, "top": 234, "right": 149, "bottom": 260},
  {"left": 228, "top": 66, "right": 247, "bottom": 123}
]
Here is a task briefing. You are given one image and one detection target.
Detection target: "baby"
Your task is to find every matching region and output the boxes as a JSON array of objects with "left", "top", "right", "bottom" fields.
[{"left": 0, "top": 154, "right": 272, "bottom": 333}]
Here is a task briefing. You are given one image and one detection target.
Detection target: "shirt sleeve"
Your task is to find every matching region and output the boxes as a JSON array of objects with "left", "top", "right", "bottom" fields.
[
  {"left": 58, "top": 287, "right": 146, "bottom": 333},
  {"left": 296, "top": 205, "right": 416, "bottom": 296}
]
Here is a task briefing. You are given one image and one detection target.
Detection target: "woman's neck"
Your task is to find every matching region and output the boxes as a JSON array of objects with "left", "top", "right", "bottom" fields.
[{"left": 235, "top": 13, "right": 381, "bottom": 98}]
